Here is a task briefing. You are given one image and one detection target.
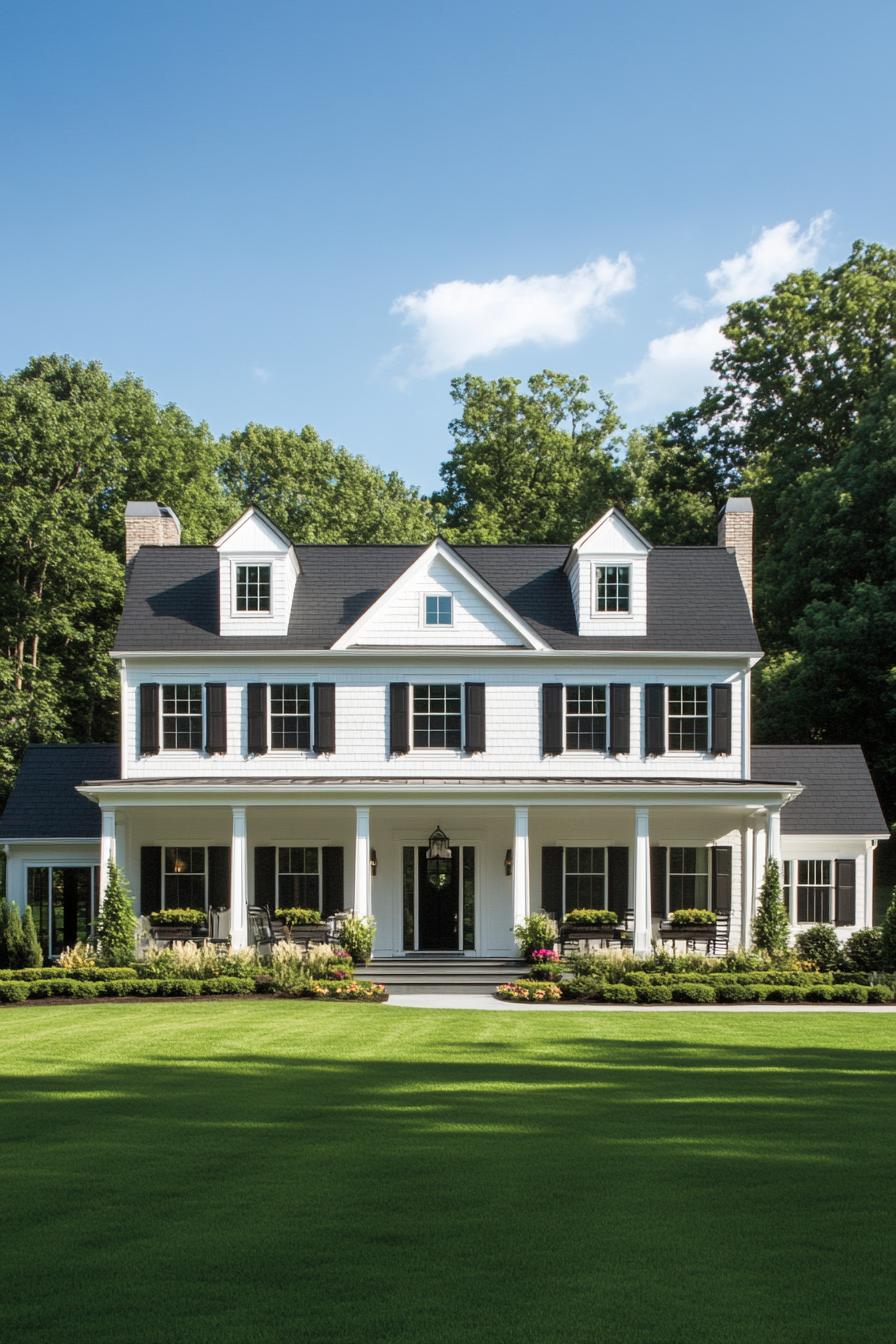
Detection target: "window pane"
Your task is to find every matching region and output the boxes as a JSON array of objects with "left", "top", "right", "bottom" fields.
[
  {"left": 796, "top": 859, "right": 831, "bottom": 923},
  {"left": 462, "top": 846, "right": 475, "bottom": 950},
  {"left": 564, "top": 847, "right": 606, "bottom": 911},
  {"left": 425, "top": 595, "right": 453, "bottom": 626},
  {"left": 668, "top": 686, "right": 709, "bottom": 751},
  {"left": 162, "top": 684, "right": 203, "bottom": 749},
  {"left": 668, "top": 847, "right": 710, "bottom": 910},
  {"left": 164, "top": 847, "right": 206, "bottom": 908},
  {"left": 270, "top": 683, "right": 311, "bottom": 750},
  {"left": 27, "top": 868, "right": 50, "bottom": 957},
  {"left": 595, "top": 565, "right": 630, "bottom": 613},
  {"left": 236, "top": 564, "right": 271, "bottom": 613},
  {"left": 403, "top": 846, "right": 416, "bottom": 950},
  {"left": 565, "top": 685, "right": 607, "bottom": 750},
  {"left": 277, "top": 847, "right": 320, "bottom": 907},
  {"left": 412, "top": 683, "right": 462, "bottom": 748}
]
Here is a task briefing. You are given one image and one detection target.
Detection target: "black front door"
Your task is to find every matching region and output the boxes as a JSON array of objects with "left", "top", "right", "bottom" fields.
[{"left": 417, "top": 847, "right": 459, "bottom": 950}]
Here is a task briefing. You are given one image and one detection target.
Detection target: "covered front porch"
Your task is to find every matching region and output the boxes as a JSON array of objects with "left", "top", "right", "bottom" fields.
[{"left": 81, "top": 779, "right": 799, "bottom": 959}]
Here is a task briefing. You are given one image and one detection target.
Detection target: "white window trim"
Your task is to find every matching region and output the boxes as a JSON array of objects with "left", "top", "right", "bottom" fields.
[
  {"left": 564, "top": 683, "right": 610, "bottom": 754},
  {"left": 420, "top": 592, "right": 455, "bottom": 628},
  {"left": 160, "top": 683, "right": 206, "bottom": 754},
  {"left": 162, "top": 845, "right": 208, "bottom": 909},
  {"left": 591, "top": 562, "right": 633, "bottom": 617},
  {"left": 268, "top": 681, "right": 314, "bottom": 753},
  {"left": 561, "top": 844, "right": 609, "bottom": 914},
  {"left": 229, "top": 557, "right": 275, "bottom": 620},
  {"left": 665, "top": 683, "right": 712, "bottom": 755},
  {"left": 410, "top": 681, "right": 465, "bottom": 752}
]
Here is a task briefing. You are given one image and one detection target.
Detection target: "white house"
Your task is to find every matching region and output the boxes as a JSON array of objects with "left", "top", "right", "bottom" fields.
[{"left": 0, "top": 497, "right": 888, "bottom": 961}]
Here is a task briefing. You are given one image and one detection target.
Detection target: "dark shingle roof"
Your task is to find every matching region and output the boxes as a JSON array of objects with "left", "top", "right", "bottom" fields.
[
  {"left": 0, "top": 745, "right": 118, "bottom": 839},
  {"left": 752, "top": 746, "right": 889, "bottom": 836},
  {"left": 113, "top": 543, "right": 760, "bottom": 654}
]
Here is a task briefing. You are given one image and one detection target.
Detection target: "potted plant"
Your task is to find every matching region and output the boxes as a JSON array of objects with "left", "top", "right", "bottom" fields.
[
  {"left": 513, "top": 912, "right": 559, "bottom": 959},
  {"left": 563, "top": 907, "right": 619, "bottom": 928},
  {"left": 528, "top": 948, "right": 563, "bottom": 981},
  {"left": 339, "top": 914, "right": 376, "bottom": 965},
  {"left": 149, "top": 907, "right": 207, "bottom": 936},
  {"left": 668, "top": 908, "right": 717, "bottom": 934},
  {"left": 274, "top": 907, "right": 328, "bottom": 943}
]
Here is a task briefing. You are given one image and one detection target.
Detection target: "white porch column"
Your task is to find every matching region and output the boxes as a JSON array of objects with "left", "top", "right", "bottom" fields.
[
  {"left": 741, "top": 823, "right": 754, "bottom": 948},
  {"left": 354, "top": 807, "right": 371, "bottom": 918},
  {"left": 230, "top": 806, "right": 248, "bottom": 950},
  {"left": 754, "top": 824, "right": 768, "bottom": 913},
  {"left": 633, "top": 807, "right": 651, "bottom": 955},
  {"left": 766, "top": 805, "right": 782, "bottom": 865},
  {"left": 865, "top": 842, "right": 877, "bottom": 926},
  {"left": 98, "top": 808, "right": 117, "bottom": 905},
  {"left": 511, "top": 807, "right": 530, "bottom": 927}
]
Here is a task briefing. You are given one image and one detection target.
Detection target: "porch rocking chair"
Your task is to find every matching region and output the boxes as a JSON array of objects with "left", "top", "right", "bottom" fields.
[
  {"left": 708, "top": 912, "right": 730, "bottom": 956},
  {"left": 248, "top": 905, "right": 274, "bottom": 958}
]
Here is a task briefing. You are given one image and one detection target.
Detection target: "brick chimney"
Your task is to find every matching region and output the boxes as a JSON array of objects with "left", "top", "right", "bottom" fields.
[
  {"left": 717, "top": 497, "right": 753, "bottom": 612},
  {"left": 124, "top": 501, "right": 182, "bottom": 567}
]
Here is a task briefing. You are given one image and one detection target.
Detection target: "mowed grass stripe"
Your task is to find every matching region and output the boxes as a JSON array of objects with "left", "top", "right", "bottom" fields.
[{"left": 0, "top": 1003, "right": 893, "bottom": 1344}]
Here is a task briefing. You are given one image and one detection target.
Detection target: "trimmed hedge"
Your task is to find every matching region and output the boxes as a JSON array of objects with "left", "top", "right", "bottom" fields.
[
  {"left": 0, "top": 981, "right": 29, "bottom": 1003},
  {"left": 635, "top": 983, "right": 673, "bottom": 1004},
  {"left": 671, "top": 982, "right": 717, "bottom": 1003},
  {"left": 868, "top": 984, "right": 894, "bottom": 1005},
  {"left": 0, "top": 966, "right": 135, "bottom": 982}
]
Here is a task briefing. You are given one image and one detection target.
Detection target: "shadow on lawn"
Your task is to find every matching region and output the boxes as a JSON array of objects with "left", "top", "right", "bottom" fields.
[{"left": 1, "top": 1035, "right": 894, "bottom": 1342}]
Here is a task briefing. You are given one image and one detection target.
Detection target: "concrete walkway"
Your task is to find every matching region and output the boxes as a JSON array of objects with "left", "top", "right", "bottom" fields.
[{"left": 383, "top": 994, "right": 894, "bottom": 1012}]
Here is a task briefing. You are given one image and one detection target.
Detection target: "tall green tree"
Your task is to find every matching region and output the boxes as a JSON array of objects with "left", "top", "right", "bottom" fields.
[
  {"left": 436, "top": 371, "right": 626, "bottom": 542},
  {"left": 622, "top": 410, "right": 726, "bottom": 545},
  {"left": 219, "top": 423, "right": 436, "bottom": 543}
]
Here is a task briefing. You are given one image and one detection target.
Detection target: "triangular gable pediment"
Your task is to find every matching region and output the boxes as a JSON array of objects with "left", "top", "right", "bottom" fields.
[
  {"left": 331, "top": 539, "right": 549, "bottom": 650},
  {"left": 564, "top": 508, "right": 651, "bottom": 571},
  {"left": 215, "top": 505, "right": 295, "bottom": 557}
]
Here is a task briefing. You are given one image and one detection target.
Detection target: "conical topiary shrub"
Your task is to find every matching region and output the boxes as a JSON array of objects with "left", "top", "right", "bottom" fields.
[
  {"left": 752, "top": 859, "right": 790, "bottom": 959},
  {"left": 96, "top": 862, "right": 137, "bottom": 967}
]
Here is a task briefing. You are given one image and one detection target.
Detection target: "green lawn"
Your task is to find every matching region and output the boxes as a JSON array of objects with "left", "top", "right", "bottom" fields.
[{"left": 1, "top": 1004, "right": 894, "bottom": 1344}]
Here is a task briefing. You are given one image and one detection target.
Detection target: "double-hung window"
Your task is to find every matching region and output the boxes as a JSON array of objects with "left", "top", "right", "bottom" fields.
[
  {"left": 270, "top": 684, "right": 311, "bottom": 749},
  {"left": 564, "top": 847, "right": 606, "bottom": 911},
  {"left": 424, "top": 594, "right": 453, "bottom": 626},
  {"left": 412, "top": 684, "right": 462, "bottom": 748},
  {"left": 164, "top": 847, "right": 206, "bottom": 907},
  {"left": 795, "top": 859, "right": 832, "bottom": 923},
  {"left": 668, "top": 686, "right": 709, "bottom": 751},
  {"left": 162, "top": 685, "right": 203, "bottom": 749},
  {"left": 278, "top": 848, "right": 320, "bottom": 906},
  {"left": 668, "top": 847, "right": 710, "bottom": 910},
  {"left": 235, "top": 564, "right": 271, "bottom": 613},
  {"left": 565, "top": 685, "right": 607, "bottom": 750},
  {"left": 594, "top": 565, "right": 630, "bottom": 613}
]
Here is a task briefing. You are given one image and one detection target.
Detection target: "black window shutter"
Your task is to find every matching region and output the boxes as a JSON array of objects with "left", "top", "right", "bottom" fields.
[
  {"left": 464, "top": 683, "right": 486, "bottom": 754},
  {"left": 140, "top": 683, "right": 160, "bottom": 756},
  {"left": 542, "top": 684, "right": 563, "bottom": 755},
  {"left": 712, "top": 846, "right": 733, "bottom": 912},
  {"left": 835, "top": 859, "right": 856, "bottom": 926},
  {"left": 711, "top": 684, "right": 732, "bottom": 756},
  {"left": 607, "top": 846, "right": 629, "bottom": 919},
  {"left": 650, "top": 846, "right": 667, "bottom": 915},
  {"left": 208, "top": 846, "right": 231, "bottom": 907},
  {"left": 644, "top": 685, "right": 665, "bottom": 756},
  {"left": 254, "top": 846, "right": 276, "bottom": 914},
  {"left": 609, "top": 684, "right": 630, "bottom": 755},
  {"left": 314, "top": 683, "right": 336, "bottom": 754},
  {"left": 390, "top": 683, "right": 410, "bottom": 755},
  {"left": 541, "top": 846, "right": 563, "bottom": 922},
  {"left": 247, "top": 683, "right": 268, "bottom": 755},
  {"left": 205, "top": 683, "right": 227, "bottom": 755},
  {"left": 140, "top": 846, "right": 162, "bottom": 915},
  {"left": 321, "top": 846, "right": 344, "bottom": 917}
]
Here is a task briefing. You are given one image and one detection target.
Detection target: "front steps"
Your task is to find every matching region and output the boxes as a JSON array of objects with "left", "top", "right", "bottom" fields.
[{"left": 353, "top": 956, "right": 526, "bottom": 995}]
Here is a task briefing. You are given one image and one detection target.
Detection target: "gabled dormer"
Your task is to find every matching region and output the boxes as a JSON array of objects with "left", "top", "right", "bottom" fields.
[
  {"left": 215, "top": 507, "right": 299, "bottom": 637},
  {"left": 564, "top": 508, "right": 651, "bottom": 637}
]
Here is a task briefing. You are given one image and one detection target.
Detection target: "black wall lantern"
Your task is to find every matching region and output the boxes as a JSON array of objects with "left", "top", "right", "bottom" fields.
[{"left": 426, "top": 824, "right": 452, "bottom": 890}]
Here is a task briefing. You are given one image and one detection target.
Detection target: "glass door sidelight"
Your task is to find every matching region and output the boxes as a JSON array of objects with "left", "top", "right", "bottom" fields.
[
  {"left": 402, "top": 845, "right": 475, "bottom": 952},
  {"left": 27, "top": 866, "right": 97, "bottom": 958}
]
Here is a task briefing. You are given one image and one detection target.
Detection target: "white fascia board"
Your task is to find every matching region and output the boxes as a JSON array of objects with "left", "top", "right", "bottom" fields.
[
  {"left": 564, "top": 508, "right": 652, "bottom": 573},
  {"left": 0, "top": 836, "right": 101, "bottom": 846},
  {"left": 77, "top": 781, "right": 802, "bottom": 809},
  {"left": 783, "top": 831, "right": 891, "bottom": 845},
  {"left": 110, "top": 647, "right": 761, "bottom": 662},
  {"left": 329, "top": 538, "right": 549, "bottom": 651}
]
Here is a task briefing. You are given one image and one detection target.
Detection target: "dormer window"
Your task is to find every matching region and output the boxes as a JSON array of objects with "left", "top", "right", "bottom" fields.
[
  {"left": 594, "top": 564, "right": 630, "bottom": 614},
  {"left": 424, "top": 594, "right": 453, "bottom": 627},
  {"left": 235, "top": 564, "right": 271, "bottom": 613}
]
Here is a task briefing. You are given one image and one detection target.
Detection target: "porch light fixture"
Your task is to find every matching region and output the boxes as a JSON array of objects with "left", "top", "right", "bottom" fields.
[
  {"left": 370, "top": 849, "right": 378, "bottom": 876},
  {"left": 504, "top": 849, "right": 512, "bottom": 877},
  {"left": 426, "top": 824, "right": 452, "bottom": 891}
]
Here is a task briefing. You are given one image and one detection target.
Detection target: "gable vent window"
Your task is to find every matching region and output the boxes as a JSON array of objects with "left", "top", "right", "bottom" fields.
[
  {"left": 162, "top": 685, "right": 203, "bottom": 750},
  {"left": 565, "top": 685, "right": 607, "bottom": 751},
  {"left": 594, "top": 564, "right": 630, "bottom": 613},
  {"left": 413, "top": 684, "right": 462, "bottom": 748},
  {"left": 424, "top": 594, "right": 453, "bottom": 626},
  {"left": 270, "top": 684, "right": 311, "bottom": 750},
  {"left": 668, "top": 686, "right": 709, "bottom": 752},
  {"left": 235, "top": 564, "right": 271, "bottom": 613}
]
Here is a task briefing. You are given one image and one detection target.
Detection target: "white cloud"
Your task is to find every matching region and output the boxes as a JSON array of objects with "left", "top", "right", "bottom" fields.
[
  {"left": 390, "top": 253, "right": 636, "bottom": 376},
  {"left": 251, "top": 366, "right": 272, "bottom": 383},
  {"left": 620, "top": 213, "right": 831, "bottom": 412}
]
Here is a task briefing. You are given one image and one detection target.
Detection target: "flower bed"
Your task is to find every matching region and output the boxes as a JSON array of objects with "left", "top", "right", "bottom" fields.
[
  {"left": 309, "top": 980, "right": 387, "bottom": 1001},
  {"left": 496, "top": 981, "right": 562, "bottom": 1003}
]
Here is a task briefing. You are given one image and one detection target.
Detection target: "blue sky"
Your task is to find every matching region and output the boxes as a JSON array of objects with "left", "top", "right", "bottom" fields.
[{"left": 2, "top": 0, "right": 894, "bottom": 493}]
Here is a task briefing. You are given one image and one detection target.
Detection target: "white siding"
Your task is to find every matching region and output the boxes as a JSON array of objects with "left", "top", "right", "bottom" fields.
[
  {"left": 356, "top": 554, "right": 525, "bottom": 647},
  {"left": 124, "top": 656, "right": 747, "bottom": 780}
]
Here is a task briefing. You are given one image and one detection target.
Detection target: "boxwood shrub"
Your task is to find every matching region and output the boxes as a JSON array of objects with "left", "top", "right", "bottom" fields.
[
  {"left": 600, "top": 983, "right": 638, "bottom": 1004},
  {"left": 201, "top": 976, "right": 253, "bottom": 995},
  {"left": 670, "top": 982, "right": 717, "bottom": 1003},
  {"left": 867, "top": 984, "right": 894, "bottom": 1004},
  {"left": 0, "top": 981, "right": 29, "bottom": 1003},
  {"left": 635, "top": 983, "right": 673, "bottom": 1004},
  {"left": 716, "top": 982, "right": 757, "bottom": 1003}
]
